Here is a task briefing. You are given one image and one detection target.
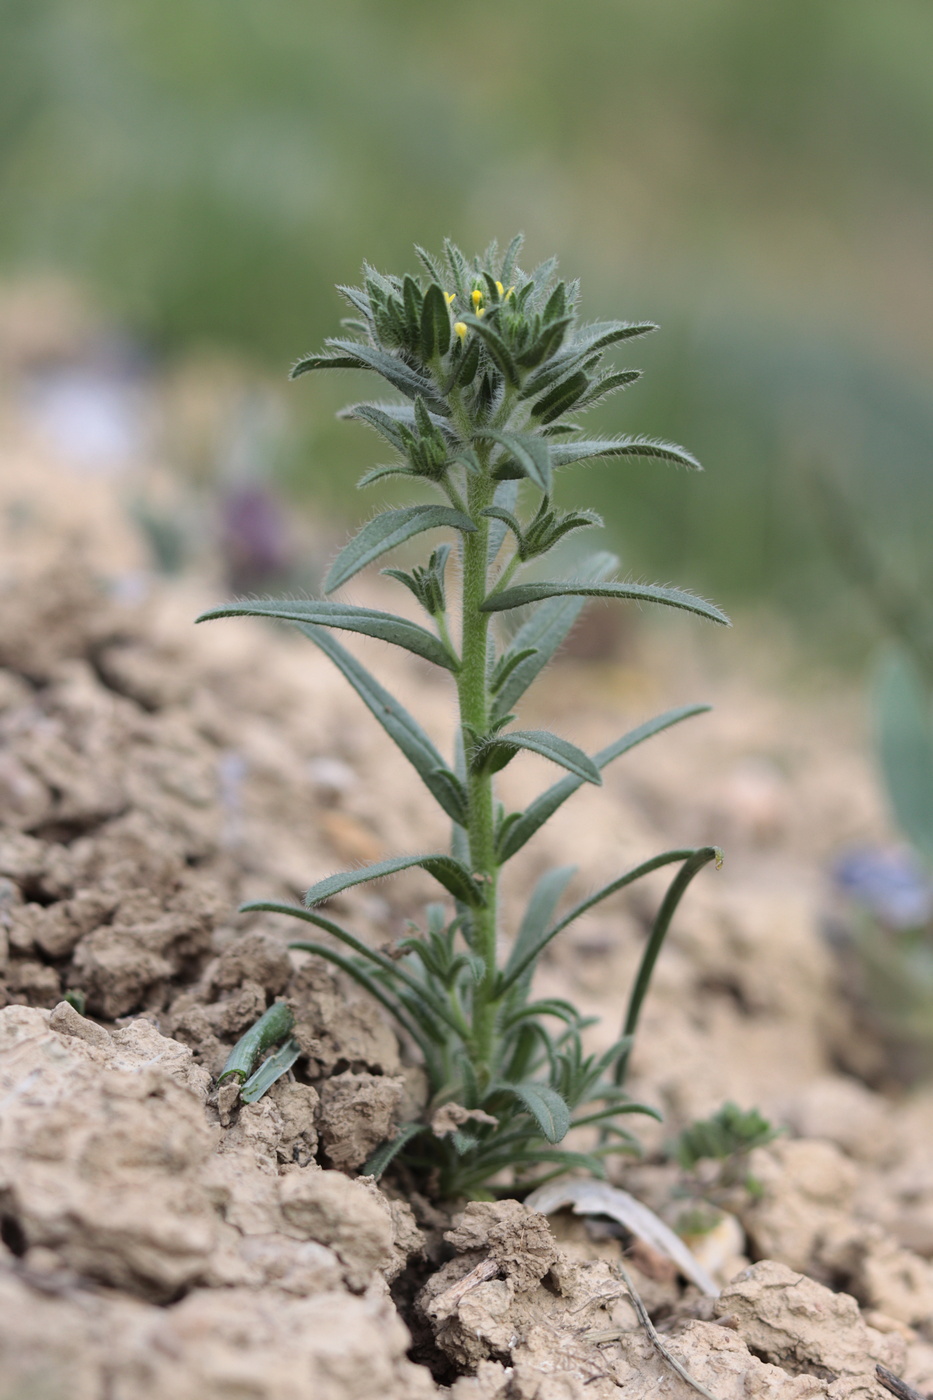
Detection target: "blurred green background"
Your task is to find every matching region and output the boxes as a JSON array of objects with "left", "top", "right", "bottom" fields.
[{"left": 3, "top": 0, "right": 932, "bottom": 637}]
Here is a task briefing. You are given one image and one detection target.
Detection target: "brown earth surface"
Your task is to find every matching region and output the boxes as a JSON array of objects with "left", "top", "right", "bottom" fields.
[{"left": 2, "top": 367, "right": 933, "bottom": 1398}]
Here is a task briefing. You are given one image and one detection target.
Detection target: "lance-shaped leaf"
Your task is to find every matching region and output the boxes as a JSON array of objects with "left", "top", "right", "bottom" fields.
[
  {"left": 474, "top": 429, "right": 551, "bottom": 492},
  {"left": 549, "top": 436, "right": 702, "bottom": 471},
  {"left": 503, "top": 866, "right": 577, "bottom": 997},
  {"left": 571, "top": 320, "right": 657, "bottom": 352},
  {"left": 421, "top": 282, "right": 452, "bottom": 360},
  {"left": 196, "top": 599, "right": 458, "bottom": 671},
  {"left": 530, "top": 370, "right": 589, "bottom": 424},
  {"left": 458, "top": 314, "right": 519, "bottom": 385},
  {"left": 499, "top": 848, "right": 700, "bottom": 995},
  {"left": 616, "top": 846, "right": 721, "bottom": 1083},
  {"left": 240, "top": 1039, "right": 302, "bottom": 1104},
  {"left": 364, "top": 1123, "right": 429, "bottom": 1179},
  {"left": 473, "top": 729, "right": 602, "bottom": 785},
  {"left": 497, "top": 704, "right": 711, "bottom": 861},
  {"left": 481, "top": 579, "right": 730, "bottom": 627},
  {"left": 487, "top": 479, "right": 519, "bottom": 563},
  {"left": 303, "top": 852, "right": 486, "bottom": 910},
  {"left": 304, "top": 338, "right": 448, "bottom": 411},
  {"left": 244, "top": 900, "right": 465, "bottom": 1036},
  {"left": 876, "top": 648, "right": 933, "bottom": 867},
  {"left": 490, "top": 551, "right": 619, "bottom": 721},
  {"left": 289, "top": 351, "right": 367, "bottom": 377},
  {"left": 341, "top": 400, "right": 456, "bottom": 444},
  {"left": 497, "top": 1082, "right": 571, "bottom": 1143},
  {"left": 325, "top": 506, "right": 476, "bottom": 593},
  {"left": 291, "top": 624, "right": 465, "bottom": 824}
]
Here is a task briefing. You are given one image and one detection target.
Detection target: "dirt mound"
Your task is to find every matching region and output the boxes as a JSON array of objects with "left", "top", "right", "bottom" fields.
[{"left": 2, "top": 533, "right": 933, "bottom": 1396}]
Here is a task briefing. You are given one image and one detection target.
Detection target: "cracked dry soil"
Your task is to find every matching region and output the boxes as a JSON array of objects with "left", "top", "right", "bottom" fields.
[{"left": 3, "top": 498, "right": 933, "bottom": 1397}]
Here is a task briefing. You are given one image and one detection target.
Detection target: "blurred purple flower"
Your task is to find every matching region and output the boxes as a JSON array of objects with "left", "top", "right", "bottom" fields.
[{"left": 219, "top": 484, "right": 289, "bottom": 590}]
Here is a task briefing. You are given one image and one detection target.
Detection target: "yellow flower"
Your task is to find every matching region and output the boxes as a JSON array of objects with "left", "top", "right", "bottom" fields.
[
  {"left": 454, "top": 321, "right": 468, "bottom": 341},
  {"left": 445, "top": 292, "right": 456, "bottom": 305},
  {"left": 471, "top": 288, "right": 484, "bottom": 310}
]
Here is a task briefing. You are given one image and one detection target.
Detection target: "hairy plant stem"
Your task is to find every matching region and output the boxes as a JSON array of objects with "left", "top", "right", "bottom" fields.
[{"left": 459, "top": 455, "right": 498, "bottom": 1080}]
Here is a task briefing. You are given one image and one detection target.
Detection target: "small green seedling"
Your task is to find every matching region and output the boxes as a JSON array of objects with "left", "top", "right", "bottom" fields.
[
  {"left": 672, "top": 1103, "right": 779, "bottom": 1173},
  {"left": 202, "top": 237, "right": 727, "bottom": 1197}
]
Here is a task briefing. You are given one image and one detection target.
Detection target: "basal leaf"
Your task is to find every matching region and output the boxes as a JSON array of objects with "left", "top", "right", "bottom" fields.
[
  {"left": 363, "top": 1123, "right": 429, "bottom": 1179},
  {"left": 196, "top": 599, "right": 458, "bottom": 671},
  {"left": 325, "top": 506, "right": 475, "bottom": 593},
  {"left": 303, "top": 853, "right": 486, "bottom": 909},
  {"left": 240, "top": 1038, "right": 302, "bottom": 1104},
  {"left": 499, "top": 848, "right": 701, "bottom": 994},
  {"left": 500, "top": 1082, "right": 571, "bottom": 1143},
  {"left": 481, "top": 580, "right": 730, "bottom": 627},
  {"left": 503, "top": 866, "right": 577, "bottom": 994}
]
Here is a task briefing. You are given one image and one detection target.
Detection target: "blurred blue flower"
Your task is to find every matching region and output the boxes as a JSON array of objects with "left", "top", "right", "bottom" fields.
[{"left": 833, "top": 846, "right": 933, "bottom": 930}]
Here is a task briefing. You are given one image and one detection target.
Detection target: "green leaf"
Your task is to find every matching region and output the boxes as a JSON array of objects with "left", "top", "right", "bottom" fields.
[
  {"left": 459, "top": 315, "right": 519, "bottom": 386},
  {"left": 196, "top": 599, "right": 458, "bottom": 671},
  {"left": 363, "top": 1123, "right": 428, "bottom": 1179},
  {"left": 500, "top": 1082, "right": 571, "bottom": 1143},
  {"left": 573, "top": 371, "right": 644, "bottom": 411},
  {"left": 617, "top": 846, "right": 722, "bottom": 1077},
  {"left": 503, "top": 866, "right": 576, "bottom": 994},
  {"left": 503, "top": 998, "right": 585, "bottom": 1029},
  {"left": 487, "top": 480, "right": 519, "bottom": 562},
  {"left": 421, "top": 282, "right": 452, "bottom": 360},
  {"left": 480, "top": 580, "right": 731, "bottom": 628},
  {"left": 876, "top": 648, "right": 933, "bottom": 867},
  {"left": 572, "top": 320, "right": 657, "bottom": 352},
  {"left": 402, "top": 275, "right": 423, "bottom": 346},
  {"left": 490, "top": 552, "right": 619, "bottom": 721},
  {"left": 498, "top": 849, "right": 701, "bottom": 994},
  {"left": 342, "top": 400, "right": 455, "bottom": 443},
  {"left": 500, "top": 233, "right": 524, "bottom": 285},
  {"left": 247, "top": 901, "right": 464, "bottom": 1037},
  {"left": 356, "top": 465, "right": 415, "bottom": 488},
  {"left": 322, "top": 338, "right": 448, "bottom": 411},
  {"left": 340, "top": 403, "right": 408, "bottom": 452},
  {"left": 475, "top": 429, "right": 551, "bottom": 493},
  {"left": 275, "top": 936, "right": 438, "bottom": 1065},
  {"left": 303, "top": 853, "right": 486, "bottom": 909},
  {"left": 549, "top": 436, "right": 702, "bottom": 471},
  {"left": 490, "top": 647, "right": 539, "bottom": 695},
  {"left": 474, "top": 729, "right": 602, "bottom": 784},
  {"left": 291, "top": 624, "right": 466, "bottom": 824},
  {"left": 217, "top": 1001, "right": 295, "bottom": 1085},
  {"left": 530, "top": 371, "right": 589, "bottom": 424},
  {"left": 414, "top": 245, "right": 445, "bottom": 283},
  {"left": 240, "top": 1038, "right": 302, "bottom": 1104},
  {"left": 498, "top": 704, "right": 711, "bottom": 860},
  {"left": 325, "top": 506, "right": 475, "bottom": 593},
  {"left": 289, "top": 352, "right": 367, "bottom": 377}
]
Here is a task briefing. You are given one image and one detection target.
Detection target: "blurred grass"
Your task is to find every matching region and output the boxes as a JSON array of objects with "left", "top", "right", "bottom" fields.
[{"left": 2, "top": 0, "right": 932, "bottom": 635}]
